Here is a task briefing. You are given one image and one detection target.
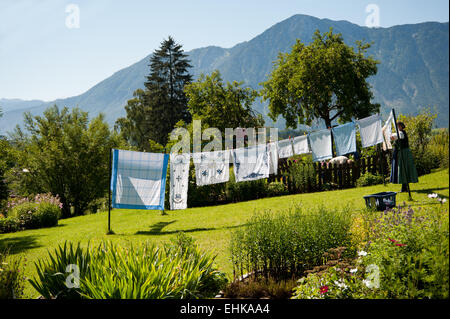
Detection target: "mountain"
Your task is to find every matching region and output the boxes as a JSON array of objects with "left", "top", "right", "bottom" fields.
[{"left": 1, "top": 14, "right": 448, "bottom": 134}]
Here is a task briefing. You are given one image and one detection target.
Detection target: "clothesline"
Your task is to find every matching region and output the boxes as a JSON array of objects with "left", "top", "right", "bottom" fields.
[{"left": 109, "top": 112, "right": 395, "bottom": 212}]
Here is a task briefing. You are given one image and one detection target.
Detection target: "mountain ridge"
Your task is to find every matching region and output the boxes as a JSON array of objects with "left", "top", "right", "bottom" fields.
[{"left": 1, "top": 14, "right": 448, "bottom": 133}]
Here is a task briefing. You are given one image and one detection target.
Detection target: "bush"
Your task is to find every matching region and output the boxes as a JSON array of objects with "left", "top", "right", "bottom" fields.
[
  {"left": 36, "top": 202, "right": 61, "bottom": 228},
  {"left": 0, "top": 249, "right": 26, "bottom": 299},
  {"left": 0, "top": 216, "right": 20, "bottom": 234},
  {"left": 360, "top": 206, "right": 449, "bottom": 298},
  {"left": 283, "top": 157, "right": 318, "bottom": 193},
  {"left": 226, "top": 170, "right": 268, "bottom": 202},
  {"left": 29, "top": 235, "right": 227, "bottom": 299},
  {"left": 6, "top": 193, "right": 62, "bottom": 231},
  {"left": 291, "top": 247, "right": 375, "bottom": 299},
  {"left": 266, "top": 182, "right": 288, "bottom": 197},
  {"left": 230, "top": 204, "right": 354, "bottom": 281},
  {"left": 9, "top": 202, "right": 41, "bottom": 229},
  {"left": 356, "top": 172, "right": 384, "bottom": 187},
  {"left": 428, "top": 129, "right": 449, "bottom": 169}
]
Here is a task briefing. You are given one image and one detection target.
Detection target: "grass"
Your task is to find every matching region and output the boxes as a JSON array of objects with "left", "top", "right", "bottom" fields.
[{"left": 1, "top": 169, "right": 448, "bottom": 298}]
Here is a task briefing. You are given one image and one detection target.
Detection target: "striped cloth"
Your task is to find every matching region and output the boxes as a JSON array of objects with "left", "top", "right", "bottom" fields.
[{"left": 111, "top": 149, "right": 169, "bottom": 210}]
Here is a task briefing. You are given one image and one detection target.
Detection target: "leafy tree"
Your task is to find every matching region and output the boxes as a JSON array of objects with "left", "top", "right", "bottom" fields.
[
  {"left": 398, "top": 108, "right": 438, "bottom": 175},
  {"left": 14, "top": 105, "right": 123, "bottom": 218},
  {"left": 114, "top": 89, "right": 149, "bottom": 149},
  {"left": 261, "top": 28, "right": 380, "bottom": 130},
  {"left": 116, "top": 36, "right": 192, "bottom": 149},
  {"left": 0, "top": 139, "right": 12, "bottom": 208},
  {"left": 185, "top": 70, "right": 264, "bottom": 132}
]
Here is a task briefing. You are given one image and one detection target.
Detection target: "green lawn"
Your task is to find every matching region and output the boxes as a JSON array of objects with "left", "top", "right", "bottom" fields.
[{"left": 1, "top": 169, "right": 448, "bottom": 298}]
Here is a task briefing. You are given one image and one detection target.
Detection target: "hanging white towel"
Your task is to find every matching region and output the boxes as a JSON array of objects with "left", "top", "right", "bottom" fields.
[
  {"left": 267, "top": 142, "right": 278, "bottom": 175},
  {"left": 111, "top": 149, "right": 168, "bottom": 210},
  {"left": 292, "top": 135, "right": 310, "bottom": 155},
  {"left": 232, "top": 144, "right": 270, "bottom": 182},
  {"left": 382, "top": 110, "right": 394, "bottom": 151},
  {"left": 193, "top": 150, "right": 230, "bottom": 186},
  {"left": 169, "top": 153, "right": 190, "bottom": 210},
  {"left": 277, "top": 139, "right": 294, "bottom": 158},
  {"left": 357, "top": 114, "right": 384, "bottom": 148},
  {"left": 308, "top": 129, "right": 333, "bottom": 162}
]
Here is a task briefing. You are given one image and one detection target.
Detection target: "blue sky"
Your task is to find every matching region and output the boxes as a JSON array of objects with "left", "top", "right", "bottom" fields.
[{"left": 0, "top": 0, "right": 448, "bottom": 101}]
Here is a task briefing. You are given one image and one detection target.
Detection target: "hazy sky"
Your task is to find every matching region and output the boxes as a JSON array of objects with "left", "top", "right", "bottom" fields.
[{"left": 1, "top": 0, "right": 448, "bottom": 101}]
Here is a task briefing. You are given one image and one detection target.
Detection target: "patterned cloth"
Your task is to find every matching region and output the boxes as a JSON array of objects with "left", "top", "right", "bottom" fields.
[
  {"left": 331, "top": 122, "right": 356, "bottom": 156},
  {"left": 357, "top": 114, "right": 384, "bottom": 148},
  {"left": 292, "top": 135, "right": 310, "bottom": 155},
  {"left": 277, "top": 139, "right": 294, "bottom": 158},
  {"left": 308, "top": 129, "right": 333, "bottom": 162},
  {"left": 232, "top": 144, "right": 270, "bottom": 182},
  {"left": 111, "top": 149, "right": 168, "bottom": 210},
  {"left": 169, "top": 153, "right": 190, "bottom": 210},
  {"left": 193, "top": 150, "right": 230, "bottom": 186}
]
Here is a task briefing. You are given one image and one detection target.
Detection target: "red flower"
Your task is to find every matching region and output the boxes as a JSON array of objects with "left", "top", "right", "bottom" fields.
[
  {"left": 395, "top": 243, "right": 407, "bottom": 247},
  {"left": 319, "top": 285, "right": 329, "bottom": 294},
  {"left": 388, "top": 238, "right": 398, "bottom": 243}
]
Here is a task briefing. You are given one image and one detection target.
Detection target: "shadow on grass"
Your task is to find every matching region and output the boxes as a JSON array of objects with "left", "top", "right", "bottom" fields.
[
  {"left": 134, "top": 223, "right": 248, "bottom": 236},
  {"left": 0, "top": 235, "right": 42, "bottom": 255},
  {"left": 414, "top": 187, "right": 449, "bottom": 196}
]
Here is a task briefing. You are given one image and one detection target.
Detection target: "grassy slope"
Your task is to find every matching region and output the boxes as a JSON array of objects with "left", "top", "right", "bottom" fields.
[{"left": 1, "top": 169, "right": 448, "bottom": 298}]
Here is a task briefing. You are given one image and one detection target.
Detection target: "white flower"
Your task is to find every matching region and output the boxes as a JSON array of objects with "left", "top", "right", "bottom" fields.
[
  {"left": 443, "top": 198, "right": 447, "bottom": 203},
  {"left": 334, "top": 280, "right": 348, "bottom": 289},
  {"left": 358, "top": 250, "right": 368, "bottom": 257},
  {"left": 362, "top": 279, "right": 371, "bottom": 288},
  {"left": 350, "top": 268, "right": 358, "bottom": 273},
  {"left": 428, "top": 193, "right": 438, "bottom": 198}
]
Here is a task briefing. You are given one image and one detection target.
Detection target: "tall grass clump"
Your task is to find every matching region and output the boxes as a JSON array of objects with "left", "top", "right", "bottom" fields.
[
  {"left": 0, "top": 249, "right": 27, "bottom": 299},
  {"left": 230, "top": 204, "right": 353, "bottom": 281},
  {"left": 29, "top": 233, "right": 227, "bottom": 299}
]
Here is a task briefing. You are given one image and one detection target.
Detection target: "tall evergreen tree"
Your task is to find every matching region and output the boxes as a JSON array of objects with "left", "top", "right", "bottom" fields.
[
  {"left": 116, "top": 36, "right": 192, "bottom": 149},
  {"left": 145, "top": 36, "right": 192, "bottom": 145}
]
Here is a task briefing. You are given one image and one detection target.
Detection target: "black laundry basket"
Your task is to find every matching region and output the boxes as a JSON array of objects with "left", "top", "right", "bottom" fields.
[{"left": 363, "top": 192, "right": 397, "bottom": 211}]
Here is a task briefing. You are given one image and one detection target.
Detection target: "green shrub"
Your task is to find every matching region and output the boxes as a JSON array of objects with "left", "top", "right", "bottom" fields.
[
  {"left": 226, "top": 170, "right": 268, "bottom": 202},
  {"left": 428, "top": 129, "right": 449, "bottom": 169},
  {"left": 0, "top": 216, "right": 20, "bottom": 233},
  {"left": 30, "top": 236, "right": 227, "bottom": 299},
  {"left": 10, "top": 202, "right": 40, "bottom": 229},
  {"left": 230, "top": 204, "right": 353, "bottom": 281},
  {"left": 361, "top": 206, "right": 449, "bottom": 298},
  {"left": 356, "top": 172, "right": 384, "bottom": 187},
  {"left": 187, "top": 165, "right": 228, "bottom": 207},
  {"left": 0, "top": 249, "right": 26, "bottom": 299},
  {"left": 36, "top": 202, "right": 61, "bottom": 228},
  {"left": 7, "top": 199, "right": 61, "bottom": 231},
  {"left": 283, "top": 157, "right": 318, "bottom": 193},
  {"left": 266, "top": 182, "right": 288, "bottom": 197}
]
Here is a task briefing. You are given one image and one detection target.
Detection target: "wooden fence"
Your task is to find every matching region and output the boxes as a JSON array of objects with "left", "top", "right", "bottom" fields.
[{"left": 268, "top": 152, "right": 391, "bottom": 194}]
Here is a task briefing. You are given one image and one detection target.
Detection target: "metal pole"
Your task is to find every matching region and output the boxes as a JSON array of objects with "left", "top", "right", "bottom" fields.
[
  {"left": 108, "top": 148, "right": 112, "bottom": 233},
  {"left": 391, "top": 109, "right": 412, "bottom": 200}
]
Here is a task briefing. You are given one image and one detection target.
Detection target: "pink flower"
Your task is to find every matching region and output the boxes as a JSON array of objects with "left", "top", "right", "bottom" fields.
[{"left": 319, "top": 285, "right": 329, "bottom": 294}]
